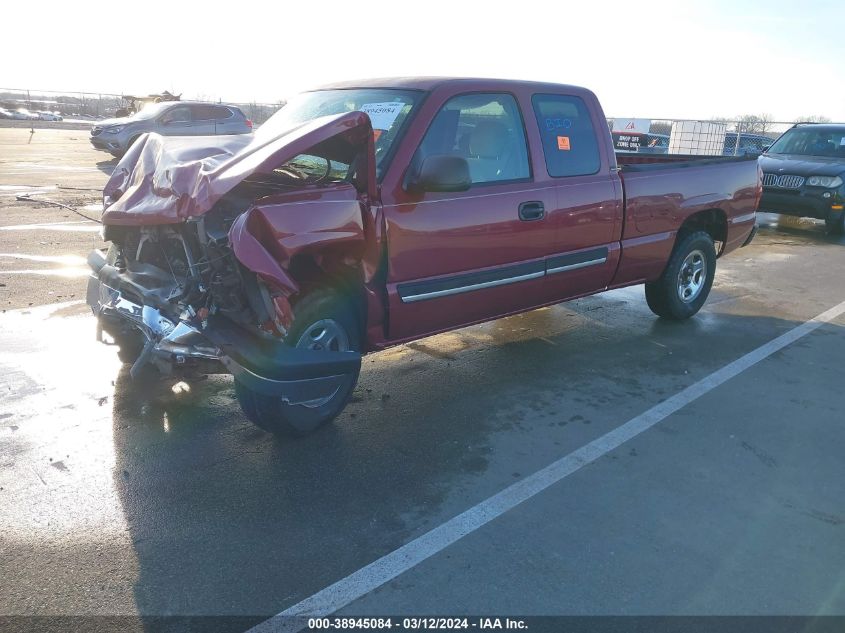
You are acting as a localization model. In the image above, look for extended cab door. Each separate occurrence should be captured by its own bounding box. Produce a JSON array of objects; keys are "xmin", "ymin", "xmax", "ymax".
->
[
  {"xmin": 381, "ymin": 91, "xmax": 558, "ymax": 342},
  {"xmin": 528, "ymin": 92, "xmax": 623, "ymax": 300}
]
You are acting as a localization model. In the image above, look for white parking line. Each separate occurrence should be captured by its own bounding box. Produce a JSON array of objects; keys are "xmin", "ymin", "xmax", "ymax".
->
[
  {"xmin": 249, "ymin": 298, "xmax": 845, "ymax": 633},
  {"xmin": 0, "ymin": 222, "xmax": 99, "ymax": 232}
]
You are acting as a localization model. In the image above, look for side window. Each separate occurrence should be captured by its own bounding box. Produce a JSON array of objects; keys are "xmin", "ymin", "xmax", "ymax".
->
[
  {"xmin": 532, "ymin": 94, "xmax": 600, "ymax": 177},
  {"xmin": 161, "ymin": 106, "xmax": 191, "ymax": 124},
  {"xmin": 414, "ymin": 93, "xmax": 530, "ymax": 185},
  {"xmin": 213, "ymin": 106, "xmax": 233, "ymax": 120},
  {"xmin": 191, "ymin": 105, "xmax": 220, "ymax": 121}
]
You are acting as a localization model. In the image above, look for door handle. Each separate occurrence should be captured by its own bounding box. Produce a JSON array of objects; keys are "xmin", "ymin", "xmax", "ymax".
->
[{"xmin": 518, "ymin": 201, "xmax": 545, "ymax": 221}]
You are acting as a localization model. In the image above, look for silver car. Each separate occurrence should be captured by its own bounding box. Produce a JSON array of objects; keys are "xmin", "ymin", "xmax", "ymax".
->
[{"xmin": 90, "ymin": 101, "xmax": 253, "ymax": 156}]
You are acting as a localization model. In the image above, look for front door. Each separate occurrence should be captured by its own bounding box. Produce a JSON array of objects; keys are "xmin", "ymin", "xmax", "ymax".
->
[{"xmin": 382, "ymin": 92, "xmax": 556, "ymax": 341}]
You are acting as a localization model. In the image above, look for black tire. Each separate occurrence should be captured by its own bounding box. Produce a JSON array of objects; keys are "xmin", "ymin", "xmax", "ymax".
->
[
  {"xmin": 113, "ymin": 135, "xmax": 141, "ymax": 158},
  {"xmin": 825, "ymin": 211, "xmax": 845, "ymax": 235},
  {"xmin": 234, "ymin": 290, "xmax": 362, "ymax": 436},
  {"xmin": 645, "ymin": 231, "xmax": 716, "ymax": 320}
]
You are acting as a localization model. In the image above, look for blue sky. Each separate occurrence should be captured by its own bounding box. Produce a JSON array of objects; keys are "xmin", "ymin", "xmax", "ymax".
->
[{"xmin": 4, "ymin": 0, "xmax": 844, "ymax": 121}]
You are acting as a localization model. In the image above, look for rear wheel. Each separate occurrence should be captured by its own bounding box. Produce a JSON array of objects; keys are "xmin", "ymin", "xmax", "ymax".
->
[
  {"xmin": 234, "ymin": 290, "xmax": 362, "ymax": 436},
  {"xmin": 645, "ymin": 231, "xmax": 716, "ymax": 320}
]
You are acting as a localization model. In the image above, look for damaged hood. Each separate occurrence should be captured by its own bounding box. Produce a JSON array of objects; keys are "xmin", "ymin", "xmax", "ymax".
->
[{"xmin": 101, "ymin": 111, "xmax": 375, "ymax": 225}]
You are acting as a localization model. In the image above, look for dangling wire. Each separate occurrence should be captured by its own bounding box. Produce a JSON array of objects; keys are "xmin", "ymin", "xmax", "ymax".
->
[{"xmin": 15, "ymin": 194, "xmax": 102, "ymax": 224}]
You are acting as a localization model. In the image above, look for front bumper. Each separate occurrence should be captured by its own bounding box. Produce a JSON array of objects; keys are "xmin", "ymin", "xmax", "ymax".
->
[
  {"xmin": 86, "ymin": 249, "xmax": 361, "ymax": 404},
  {"xmin": 759, "ymin": 189, "xmax": 843, "ymax": 221},
  {"xmin": 90, "ymin": 134, "xmax": 123, "ymax": 152}
]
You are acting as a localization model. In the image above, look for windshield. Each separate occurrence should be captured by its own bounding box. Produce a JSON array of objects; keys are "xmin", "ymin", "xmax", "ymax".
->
[
  {"xmin": 128, "ymin": 102, "xmax": 172, "ymax": 121},
  {"xmin": 768, "ymin": 127, "xmax": 845, "ymax": 157},
  {"xmin": 255, "ymin": 88, "xmax": 422, "ymax": 176}
]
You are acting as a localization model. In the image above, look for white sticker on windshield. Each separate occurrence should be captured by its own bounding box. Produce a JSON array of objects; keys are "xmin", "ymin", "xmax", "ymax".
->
[
  {"xmin": 840, "ymin": 136, "xmax": 845, "ymax": 146},
  {"xmin": 360, "ymin": 102, "xmax": 405, "ymax": 130}
]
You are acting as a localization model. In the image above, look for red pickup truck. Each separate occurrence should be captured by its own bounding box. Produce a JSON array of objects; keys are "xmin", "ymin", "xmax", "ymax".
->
[{"xmin": 87, "ymin": 78, "xmax": 760, "ymax": 435}]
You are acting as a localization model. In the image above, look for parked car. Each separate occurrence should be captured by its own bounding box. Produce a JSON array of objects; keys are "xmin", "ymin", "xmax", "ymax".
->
[
  {"xmin": 36, "ymin": 111, "xmax": 63, "ymax": 121},
  {"xmin": 758, "ymin": 123, "xmax": 845, "ymax": 233},
  {"xmin": 723, "ymin": 132, "xmax": 775, "ymax": 156},
  {"xmin": 0, "ymin": 107, "xmax": 14, "ymax": 119},
  {"xmin": 89, "ymin": 101, "xmax": 253, "ymax": 156},
  {"xmin": 12, "ymin": 108, "xmax": 39, "ymax": 120},
  {"xmin": 86, "ymin": 77, "xmax": 760, "ymax": 436}
]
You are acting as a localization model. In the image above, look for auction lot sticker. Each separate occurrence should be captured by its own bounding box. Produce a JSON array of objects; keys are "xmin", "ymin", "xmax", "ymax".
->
[{"xmin": 360, "ymin": 102, "xmax": 405, "ymax": 131}]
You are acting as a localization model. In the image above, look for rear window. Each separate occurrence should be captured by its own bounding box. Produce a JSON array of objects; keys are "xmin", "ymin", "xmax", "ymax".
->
[{"xmin": 531, "ymin": 94, "xmax": 601, "ymax": 177}]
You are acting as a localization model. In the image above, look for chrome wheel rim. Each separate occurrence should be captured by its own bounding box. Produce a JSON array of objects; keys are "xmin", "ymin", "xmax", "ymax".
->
[
  {"xmin": 294, "ymin": 319, "xmax": 350, "ymax": 408},
  {"xmin": 677, "ymin": 250, "xmax": 706, "ymax": 303},
  {"xmin": 295, "ymin": 319, "xmax": 350, "ymax": 353}
]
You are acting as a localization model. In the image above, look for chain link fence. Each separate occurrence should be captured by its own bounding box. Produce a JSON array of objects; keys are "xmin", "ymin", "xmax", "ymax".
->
[
  {"xmin": 606, "ymin": 118, "xmax": 809, "ymax": 156},
  {"xmin": 2, "ymin": 88, "xmax": 836, "ymax": 153},
  {"xmin": 0, "ymin": 88, "xmax": 283, "ymax": 124}
]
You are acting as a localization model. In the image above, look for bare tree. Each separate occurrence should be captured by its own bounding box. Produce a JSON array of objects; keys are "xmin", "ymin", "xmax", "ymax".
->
[
  {"xmin": 795, "ymin": 115, "xmax": 832, "ymax": 123},
  {"xmin": 735, "ymin": 114, "xmax": 773, "ymax": 134},
  {"xmin": 648, "ymin": 120, "xmax": 673, "ymax": 136}
]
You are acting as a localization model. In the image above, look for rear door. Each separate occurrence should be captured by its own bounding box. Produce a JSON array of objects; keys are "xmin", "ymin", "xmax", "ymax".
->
[
  {"xmin": 382, "ymin": 91, "xmax": 557, "ymax": 341},
  {"xmin": 186, "ymin": 105, "xmax": 219, "ymax": 135}
]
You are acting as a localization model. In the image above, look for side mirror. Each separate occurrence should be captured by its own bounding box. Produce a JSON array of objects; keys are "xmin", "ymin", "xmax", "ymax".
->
[
  {"xmin": 407, "ymin": 155, "xmax": 471, "ymax": 193},
  {"xmin": 762, "ymin": 144, "xmax": 771, "ymax": 153}
]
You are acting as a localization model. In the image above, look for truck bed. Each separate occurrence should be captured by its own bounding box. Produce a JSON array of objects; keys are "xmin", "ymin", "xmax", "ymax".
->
[
  {"xmin": 609, "ymin": 153, "xmax": 761, "ymax": 287},
  {"xmin": 616, "ymin": 152, "xmax": 759, "ymax": 170}
]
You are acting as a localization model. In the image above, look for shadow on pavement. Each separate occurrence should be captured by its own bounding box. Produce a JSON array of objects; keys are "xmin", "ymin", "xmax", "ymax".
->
[
  {"xmin": 96, "ymin": 159, "xmax": 118, "ymax": 176},
  {"xmin": 105, "ymin": 303, "xmax": 845, "ymax": 629}
]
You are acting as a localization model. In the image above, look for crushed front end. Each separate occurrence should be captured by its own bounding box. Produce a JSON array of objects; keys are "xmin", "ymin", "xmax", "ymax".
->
[{"xmin": 86, "ymin": 112, "xmax": 375, "ymax": 405}]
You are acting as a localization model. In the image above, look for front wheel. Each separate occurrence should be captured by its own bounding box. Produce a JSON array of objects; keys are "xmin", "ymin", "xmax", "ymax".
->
[
  {"xmin": 645, "ymin": 231, "xmax": 716, "ymax": 320},
  {"xmin": 234, "ymin": 289, "xmax": 362, "ymax": 436},
  {"xmin": 825, "ymin": 211, "xmax": 845, "ymax": 235}
]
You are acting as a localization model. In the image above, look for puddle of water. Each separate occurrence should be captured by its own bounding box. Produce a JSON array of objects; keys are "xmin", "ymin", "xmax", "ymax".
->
[
  {"xmin": 0, "ymin": 184, "xmax": 58, "ymax": 197},
  {"xmin": 3, "ymin": 267, "xmax": 90, "ymax": 278},
  {"xmin": 0, "ymin": 223, "xmax": 100, "ymax": 232},
  {"xmin": 0, "ymin": 253, "xmax": 87, "ymax": 265}
]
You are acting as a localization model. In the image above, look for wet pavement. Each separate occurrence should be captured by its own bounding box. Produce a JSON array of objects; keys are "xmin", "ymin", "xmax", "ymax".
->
[
  {"xmin": 0, "ymin": 127, "xmax": 108, "ymax": 310},
  {"xmin": 1, "ymin": 125, "xmax": 844, "ymax": 629}
]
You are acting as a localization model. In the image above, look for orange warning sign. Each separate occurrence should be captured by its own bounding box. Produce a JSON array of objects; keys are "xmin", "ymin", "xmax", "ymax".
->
[{"xmin": 557, "ymin": 136, "xmax": 571, "ymax": 150}]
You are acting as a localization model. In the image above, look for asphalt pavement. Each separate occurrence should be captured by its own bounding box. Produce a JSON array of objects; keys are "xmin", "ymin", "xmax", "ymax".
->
[{"xmin": 1, "ymin": 125, "xmax": 844, "ymax": 631}]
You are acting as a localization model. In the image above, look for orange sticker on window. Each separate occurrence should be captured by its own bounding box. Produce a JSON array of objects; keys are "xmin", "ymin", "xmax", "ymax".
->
[
  {"xmin": 557, "ymin": 136, "xmax": 571, "ymax": 150},
  {"xmin": 373, "ymin": 129, "xmax": 384, "ymax": 142}
]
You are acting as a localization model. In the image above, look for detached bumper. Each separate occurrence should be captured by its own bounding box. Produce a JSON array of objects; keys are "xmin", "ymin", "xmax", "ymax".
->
[{"xmin": 86, "ymin": 248, "xmax": 361, "ymax": 404}]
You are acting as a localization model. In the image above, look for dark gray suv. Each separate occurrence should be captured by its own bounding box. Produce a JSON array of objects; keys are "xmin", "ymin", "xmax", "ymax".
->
[
  {"xmin": 758, "ymin": 123, "xmax": 845, "ymax": 234},
  {"xmin": 90, "ymin": 101, "xmax": 253, "ymax": 156}
]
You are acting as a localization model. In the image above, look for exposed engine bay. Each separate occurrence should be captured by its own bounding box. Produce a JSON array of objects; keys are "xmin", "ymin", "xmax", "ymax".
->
[
  {"xmin": 87, "ymin": 111, "xmax": 373, "ymax": 405},
  {"xmin": 104, "ymin": 179, "xmax": 293, "ymax": 338}
]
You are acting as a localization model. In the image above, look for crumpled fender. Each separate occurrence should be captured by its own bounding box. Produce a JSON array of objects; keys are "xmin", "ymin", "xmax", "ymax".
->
[
  {"xmin": 228, "ymin": 184, "xmax": 367, "ymax": 295},
  {"xmin": 101, "ymin": 111, "xmax": 376, "ymax": 225}
]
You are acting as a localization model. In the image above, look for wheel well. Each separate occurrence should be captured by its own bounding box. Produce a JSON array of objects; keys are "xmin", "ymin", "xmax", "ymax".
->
[
  {"xmin": 288, "ymin": 255, "xmax": 367, "ymax": 332},
  {"xmin": 678, "ymin": 209, "xmax": 727, "ymax": 256}
]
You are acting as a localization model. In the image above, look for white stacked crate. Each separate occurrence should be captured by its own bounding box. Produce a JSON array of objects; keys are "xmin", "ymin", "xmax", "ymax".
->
[{"xmin": 668, "ymin": 121, "xmax": 728, "ymax": 155}]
